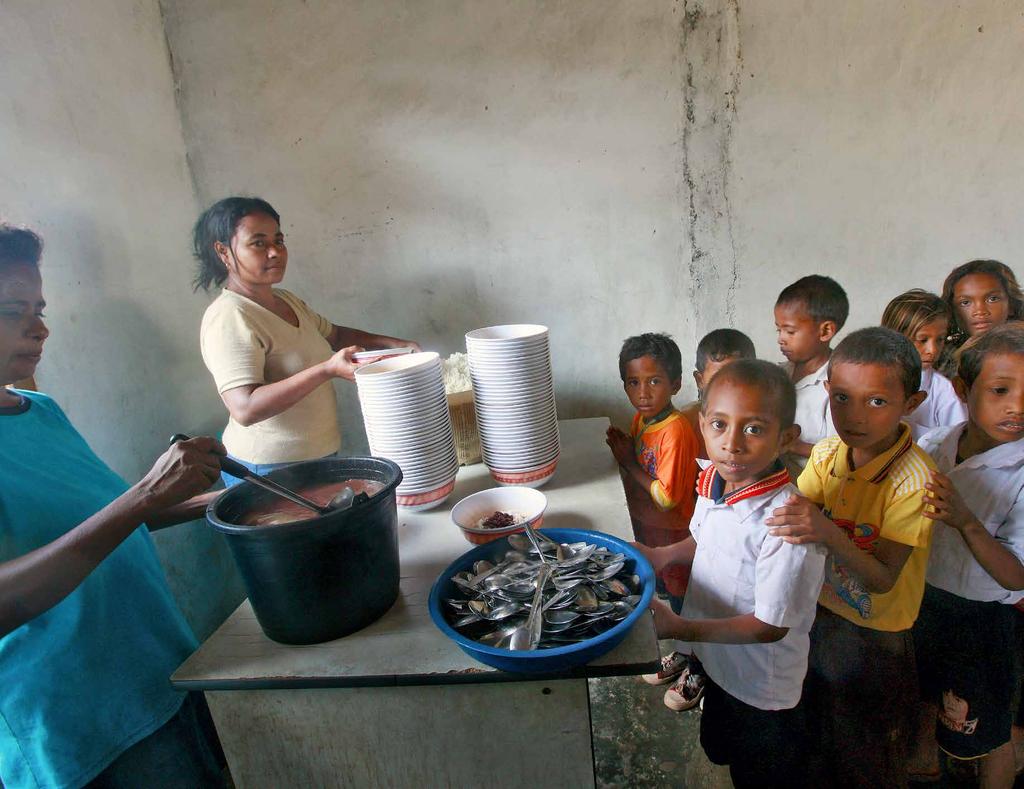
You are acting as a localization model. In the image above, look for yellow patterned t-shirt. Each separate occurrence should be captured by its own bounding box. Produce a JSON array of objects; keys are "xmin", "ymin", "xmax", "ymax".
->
[{"xmin": 797, "ymin": 424, "xmax": 936, "ymax": 632}]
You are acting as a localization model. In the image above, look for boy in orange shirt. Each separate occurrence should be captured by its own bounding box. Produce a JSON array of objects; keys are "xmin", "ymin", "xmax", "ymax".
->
[
  {"xmin": 607, "ymin": 333, "xmax": 700, "ymax": 552},
  {"xmin": 607, "ymin": 333, "xmax": 701, "ymax": 701}
]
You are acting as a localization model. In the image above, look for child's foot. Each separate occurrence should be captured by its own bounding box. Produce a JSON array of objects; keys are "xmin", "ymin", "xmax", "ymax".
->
[
  {"xmin": 641, "ymin": 651, "xmax": 688, "ymax": 685},
  {"xmin": 664, "ymin": 664, "xmax": 706, "ymax": 711}
]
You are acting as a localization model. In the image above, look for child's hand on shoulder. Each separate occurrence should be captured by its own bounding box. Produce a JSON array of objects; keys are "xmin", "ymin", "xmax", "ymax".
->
[
  {"xmin": 766, "ymin": 494, "xmax": 837, "ymax": 547},
  {"xmin": 924, "ymin": 471, "xmax": 979, "ymax": 533},
  {"xmin": 605, "ymin": 426, "xmax": 634, "ymax": 467}
]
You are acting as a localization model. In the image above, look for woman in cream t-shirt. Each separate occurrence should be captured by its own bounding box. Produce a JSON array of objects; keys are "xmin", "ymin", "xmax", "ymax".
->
[{"xmin": 194, "ymin": 196, "xmax": 418, "ymax": 484}]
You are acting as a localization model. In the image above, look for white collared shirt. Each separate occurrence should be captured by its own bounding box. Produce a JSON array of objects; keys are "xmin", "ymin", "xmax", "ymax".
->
[
  {"xmin": 919, "ymin": 423, "xmax": 1024, "ymax": 604},
  {"xmin": 906, "ymin": 369, "xmax": 968, "ymax": 441},
  {"xmin": 782, "ymin": 361, "xmax": 835, "ymax": 468},
  {"xmin": 682, "ymin": 479, "xmax": 827, "ymax": 710}
]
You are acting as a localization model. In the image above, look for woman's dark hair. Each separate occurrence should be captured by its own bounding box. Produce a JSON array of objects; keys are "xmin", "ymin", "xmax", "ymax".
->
[
  {"xmin": 941, "ymin": 259, "xmax": 1023, "ymax": 343},
  {"xmin": 192, "ymin": 197, "xmax": 280, "ymax": 291},
  {"xmin": 618, "ymin": 332, "xmax": 682, "ymax": 382},
  {"xmin": 0, "ymin": 223, "xmax": 43, "ymax": 270}
]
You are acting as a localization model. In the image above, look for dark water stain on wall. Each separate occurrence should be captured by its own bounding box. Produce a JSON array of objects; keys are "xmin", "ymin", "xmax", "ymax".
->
[{"xmin": 678, "ymin": 0, "xmax": 743, "ymax": 336}]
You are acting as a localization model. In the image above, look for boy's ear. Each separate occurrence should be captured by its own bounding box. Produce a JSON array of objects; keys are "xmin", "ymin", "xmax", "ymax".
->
[
  {"xmin": 824, "ymin": 379, "xmax": 831, "ymax": 394},
  {"xmin": 818, "ymin": 321, "xmax": 838, "ymax": 343},
  {"xmin": 904, "ymin": 390, "xmax": 928, "ymax": 416},
  {"xmin": 779, "ymin": 423, "xmax": 801, "ymax": 454},
  {"xmin": 671, "ymin": 377, "xmax": 682, "ymax": 396},
  {"xmin": 952, "ymin": 376, "xmax": 969, "ymax": 402},
  {"xmin": 693, "ymin": 370, "xmax": 704, "ymax": 393}
]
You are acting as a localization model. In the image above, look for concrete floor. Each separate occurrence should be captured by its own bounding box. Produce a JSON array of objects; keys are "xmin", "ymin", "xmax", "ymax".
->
[
  {"xmin": 589, "ymin": 642, "xmax": 1024, "ymax": 789},
  {"xmin": 589, "ymin": 651, "xmax": 731, "ymax": 789}
]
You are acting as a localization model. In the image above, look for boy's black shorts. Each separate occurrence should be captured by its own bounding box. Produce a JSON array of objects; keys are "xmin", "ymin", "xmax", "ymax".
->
[
  {"xmin": 914, "ymin": 583, "xmax": 1020, "ymax": 759},
  {"xmin": 699, "ymin": 666, "xmax": 808, "ymax": 789},
  {"xmin": 803, "ymin": 605, "xmax": 916, "ymax": 789}
]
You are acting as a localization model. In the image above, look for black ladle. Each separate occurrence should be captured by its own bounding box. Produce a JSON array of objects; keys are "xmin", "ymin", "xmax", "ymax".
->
[{"xmin": 169, "ymin": 434, "xmax": 354, "ymax": 516}]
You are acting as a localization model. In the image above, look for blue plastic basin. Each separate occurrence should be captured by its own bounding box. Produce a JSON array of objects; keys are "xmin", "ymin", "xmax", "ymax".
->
[{"xmin": 428, "ymin": 528, "xmax": 655, "ymax": 674}]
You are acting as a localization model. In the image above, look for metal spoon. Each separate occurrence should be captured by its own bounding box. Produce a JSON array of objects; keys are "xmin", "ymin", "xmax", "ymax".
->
[
  {"xmin": 509, "ymin": 563, "xmax": 552, "ymax": 651},
  {"xmin": 171, "ymin": 433, "xmax": 352, "ymax": 516}
]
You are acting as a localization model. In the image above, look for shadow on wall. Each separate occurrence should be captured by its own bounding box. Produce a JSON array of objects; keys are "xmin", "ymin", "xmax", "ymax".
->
[{"xmin": 48, "ymin": 283, "xmax": 245, "ymax": 641}]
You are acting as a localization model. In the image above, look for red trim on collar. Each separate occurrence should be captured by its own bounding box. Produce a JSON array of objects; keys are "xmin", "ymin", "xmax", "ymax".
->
[
  {"xmin": 697, "ymin": 465, "xmax": 791, "ymax": 506},
  {"xmin": 868, "ymin": 429, "xmax": 913, "ymax": 484}
]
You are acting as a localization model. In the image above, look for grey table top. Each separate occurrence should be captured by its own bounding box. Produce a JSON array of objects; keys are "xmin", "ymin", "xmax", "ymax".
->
[{"xmin": 172, "ymin": 417, "xmax": 660, "ymax": 690}]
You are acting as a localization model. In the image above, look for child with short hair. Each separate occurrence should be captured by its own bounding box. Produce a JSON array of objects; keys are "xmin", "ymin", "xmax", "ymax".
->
[
  {"xmin": 679, "ymin": 328, "xmax": 757, "ymax": 457},
  {"xmin": 909, "ymin": 322, "xmax": 1024, "ymax": 787},
  {"xmin": 882, "ymin": 289, "xmax": 967, "ymax": 439},
  {"xmin": 939, "ymin": 259, "xmax": 1023, "ymax": 374},
  {"xmin": 767, "ymin": 327, "xmax": 935, "ymax": 787},
  {"xmin": 606, "ymin": 332, "xmax": 700, "ymax": 572},
  {"xmin": 646, "ymin": 328, "xmax": 756, "ymax": 709},
  {"xmin": 640, "ymin": 360, "xmax": 827, "ymax": 788},
  {"xmin": 774, "ymin": 275, "xmax": 849, "ymax": 470}
]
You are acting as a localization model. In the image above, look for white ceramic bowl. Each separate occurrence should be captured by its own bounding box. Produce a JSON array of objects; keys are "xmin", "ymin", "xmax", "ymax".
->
[{"xmin": 450, "ymin": 486, "xmax": 547, "ymax": 544}]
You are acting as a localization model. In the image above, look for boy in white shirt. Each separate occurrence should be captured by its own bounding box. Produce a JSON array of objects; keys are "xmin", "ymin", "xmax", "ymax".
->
[
  {"xmin": 638, "ymin": 359, "xmax": 827, "ymax": 788},
  {"xmin": 774, "ymin": 275, "xmax": 848, "ymax": 473},
  {"xmin": 910, "ymin": 322, "xmax": 1024, "ymax": 786}
]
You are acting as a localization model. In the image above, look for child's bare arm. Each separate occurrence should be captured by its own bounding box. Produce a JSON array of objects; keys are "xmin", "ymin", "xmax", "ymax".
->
[
  {"xmin": 633, "ymin": 536, "xmax": 697, "ymax": 576},
  {"xmin": 766, "ymin": 494, "xmax": 912, "ymax": 593},
  {"xmin": 924, "ymin": 471, "xmax": 1024, "ymax": 591},
  {"xmin": 650, "ymin": 599, "xmax": 788, "ymax": 644},
  {"xmin": 606, "ymin": 426, "xmax": 665, "ymax": 494}
]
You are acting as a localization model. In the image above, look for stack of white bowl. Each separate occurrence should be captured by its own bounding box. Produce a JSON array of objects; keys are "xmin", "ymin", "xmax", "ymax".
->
[
  {"xmin": 465, "ymin": 324, "xmax": 560, "ymax": 488},
  {"xmin": 354, "ymin": 352, "xmax": 459, "ymax": 510}
]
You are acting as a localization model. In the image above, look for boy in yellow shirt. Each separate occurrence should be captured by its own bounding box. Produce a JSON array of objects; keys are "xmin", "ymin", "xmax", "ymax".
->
[{"xmin": 766, "ymin": 327, "xmax": 934, "ymax": 787}]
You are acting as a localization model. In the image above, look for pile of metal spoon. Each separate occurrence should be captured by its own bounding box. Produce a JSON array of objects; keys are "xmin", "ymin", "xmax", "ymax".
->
[{"xmin": 443, "ymin": 532, "xmax": 643, "ymax": 651}]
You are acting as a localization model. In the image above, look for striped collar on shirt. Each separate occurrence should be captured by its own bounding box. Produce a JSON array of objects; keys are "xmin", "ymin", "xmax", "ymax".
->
[
  {"xmin": 697, "ymin": 461, "xmax": 791, "ymax": 506},
  {"xmin": 831, "ymin": 422, "xmax": 914, "ymax": 484}
]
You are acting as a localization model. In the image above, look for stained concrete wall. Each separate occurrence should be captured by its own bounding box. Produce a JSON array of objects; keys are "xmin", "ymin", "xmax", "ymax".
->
[
  {"xmin": 0, "ymin": 0, "xmax": 244, "ymax": 639},
  {"xmin": 160, "ymin": 0, "xmax": 1024, "ymax": 438},
  {"xmin": 2, "ymin": 0, "xmax": 1022, "ymax": 638}
]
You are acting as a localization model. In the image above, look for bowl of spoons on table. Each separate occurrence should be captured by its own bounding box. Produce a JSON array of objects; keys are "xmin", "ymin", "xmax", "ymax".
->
[{"xmin": 428, "ymin": 527, "xmax": 655, "ymax": 673}]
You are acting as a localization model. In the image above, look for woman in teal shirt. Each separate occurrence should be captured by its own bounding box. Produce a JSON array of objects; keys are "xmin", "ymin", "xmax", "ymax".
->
[{"xmin": 0, "ymin": 224, "xmax": 227, "ymax": 788}]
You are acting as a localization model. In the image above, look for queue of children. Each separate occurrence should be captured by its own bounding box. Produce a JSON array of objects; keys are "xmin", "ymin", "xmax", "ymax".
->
[{"xmin": 607, "ymin": 258, "xmax": 1024, "ymax": 788}]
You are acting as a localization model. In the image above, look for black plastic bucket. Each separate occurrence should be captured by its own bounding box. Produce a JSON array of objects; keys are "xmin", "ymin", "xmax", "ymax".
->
[{"xmin": 207, "ymin": 456, "xmax": 403, "ymax": 645}]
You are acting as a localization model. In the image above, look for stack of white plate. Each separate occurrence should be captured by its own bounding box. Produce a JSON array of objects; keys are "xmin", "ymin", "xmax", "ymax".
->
[
  {"xmin": 465, "ymin": 324, "xmax": 560, "ymax": 488},
  {"xmin": 354, "ymin": 352, "xmax": 459, "ymax": 510}
]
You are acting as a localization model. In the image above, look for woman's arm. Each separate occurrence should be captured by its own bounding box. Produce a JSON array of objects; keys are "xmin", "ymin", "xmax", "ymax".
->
[
  {"xmin": 220, "ymin": 345, "xmax": 362, "ymax": 427},
  {"xmin": 145, "ymin": 491, "xmax": 221, "ymax": 531},
  {"xmin": 0, "ymin": 437, "xmax": 224, "ymax": 637},
  {"xmin": 327, "ymin": 325, "xmax": 421, "ymax": 354}
]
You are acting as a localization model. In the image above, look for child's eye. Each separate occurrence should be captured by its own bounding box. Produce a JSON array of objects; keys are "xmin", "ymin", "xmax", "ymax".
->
[
  {"xmin": 833, "ymin": 393, "xmax": 848, "ymax": 403},
  {"xmin": 991, "ymin": 386, "xmax": 1009, "ymax": 395},
  {"xmin": 710, "ymin": 419, "xmax": 725, "ymax": 430},
  {"xmin": 869, "ymin": 397, "xmax": 887, "ymax": 407},
  {"xmin": 743, "ymin": 425, "xmax": 762, "ymax": 435},
  {"xmin": 987, "ymin": 293, "xmax": 1004, "ymax": 303},
  {"xmin": 959, "ymin": 299, "xmax": 971, "ymax": 307}
]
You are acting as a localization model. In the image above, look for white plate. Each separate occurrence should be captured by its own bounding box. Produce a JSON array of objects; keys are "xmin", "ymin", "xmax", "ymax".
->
[{"xmin": 352, "ymin": 347, "xmax": 416, "ymax": 362}]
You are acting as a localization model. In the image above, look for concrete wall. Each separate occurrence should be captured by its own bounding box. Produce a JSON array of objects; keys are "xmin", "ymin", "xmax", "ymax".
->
[
  {"xmin": 2, "ymin": 0, "xmax": 1022, "ymax": 634},
  {"xmin": 161, "ymin": 0, "xmax": 1024, "ymax": 435},
  {"xmin": 0, "ymin": 0, "xmax": 244, "ymax": 639}
]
